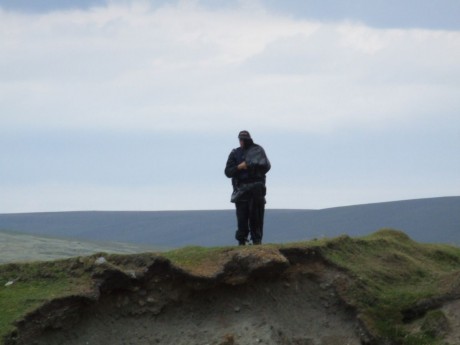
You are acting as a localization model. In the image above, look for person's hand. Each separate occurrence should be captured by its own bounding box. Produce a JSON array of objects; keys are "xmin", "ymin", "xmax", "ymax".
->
[{"xmin": 237, "ymin": 161, "xmax": 248, "ymax": 170}]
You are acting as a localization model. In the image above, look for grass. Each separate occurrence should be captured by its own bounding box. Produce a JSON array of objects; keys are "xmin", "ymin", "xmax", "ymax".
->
[
  {"xmin": 314, "ymin": 229, "xmax": 460, "ymax": 344},
  {"xmin": 1, "ymin": 229, "xmax": 460, "ymax": 344},
  {"xmin": 0, "ymin": 259, "xmax": 93, "ymax": 340},
  {"xmin": 0, "ymin": 280, "xmax": 71, "ymax": 337},
  {"xmin": 162, "ymin": 245, "xmax": 229, "ymax": 270},
  {"xmin": 162, "ymin": 244, "xmax": 279, "ymax": 276}
]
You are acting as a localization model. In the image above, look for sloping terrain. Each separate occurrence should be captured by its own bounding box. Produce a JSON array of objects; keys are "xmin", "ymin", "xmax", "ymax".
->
[
  {"xmin": 2, "ymin": 230, "xmax": 460, "ymax": 345},
  {"xmin": 0, "ymin": 230, "xmax": 165, "ymax": 264}
]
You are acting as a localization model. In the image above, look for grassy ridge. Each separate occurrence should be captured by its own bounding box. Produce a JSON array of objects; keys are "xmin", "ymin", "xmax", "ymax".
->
[
  {"xmin": 0, "ymin": 259, "xmax": 93, "ymax": 339},
  {"xmin": 319, "ymin": 230, "xmax": 460, "ymax": 344},
  {"xmin": 1, "ymin": 229, "xmax": 460, "ymax": 344}
]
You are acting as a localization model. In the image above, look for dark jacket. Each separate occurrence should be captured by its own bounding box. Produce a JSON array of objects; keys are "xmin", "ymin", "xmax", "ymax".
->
[{"xmin": 225, "ymin": 143, "xmax": 271, "ymax": 201}]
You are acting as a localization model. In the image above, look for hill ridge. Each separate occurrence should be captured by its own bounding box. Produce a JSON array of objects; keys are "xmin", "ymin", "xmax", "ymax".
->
[{"xmin": 0, "ymin": 196, "xmax": 459, "ymax": 247}]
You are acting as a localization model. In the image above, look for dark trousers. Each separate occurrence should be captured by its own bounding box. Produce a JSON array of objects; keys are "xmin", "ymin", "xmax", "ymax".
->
[{"xmin": 235, "ymin": 184, "xmax": 265, "ymax": 244}]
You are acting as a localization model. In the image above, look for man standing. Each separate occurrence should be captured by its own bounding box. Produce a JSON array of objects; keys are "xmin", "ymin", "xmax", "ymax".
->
[{"xmin": 225, "ymin": 130, "xmax": 271, "ymax": 245}]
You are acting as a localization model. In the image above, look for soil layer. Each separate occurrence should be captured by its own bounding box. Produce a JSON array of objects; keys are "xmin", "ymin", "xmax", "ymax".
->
[{"xmin": 6, "ymin": 248, "xmax": 366, "ymax": 345}]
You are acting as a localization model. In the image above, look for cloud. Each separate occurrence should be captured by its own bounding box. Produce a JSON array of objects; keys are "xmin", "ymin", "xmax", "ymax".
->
[{"xmin": 1, "ymin": 2, "xmax": 459, "ymax": 133}]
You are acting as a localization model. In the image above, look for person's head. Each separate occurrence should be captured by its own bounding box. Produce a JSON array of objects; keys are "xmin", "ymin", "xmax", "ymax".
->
[{"xmin": 238, "ymin": 130, "xmax": 253, "ymax": 149}]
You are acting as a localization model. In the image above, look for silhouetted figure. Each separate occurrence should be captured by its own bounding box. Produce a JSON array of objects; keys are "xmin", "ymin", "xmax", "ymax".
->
[{"xmin": 225, "ymin": 130, "xmax": 271, "ymax": 245}]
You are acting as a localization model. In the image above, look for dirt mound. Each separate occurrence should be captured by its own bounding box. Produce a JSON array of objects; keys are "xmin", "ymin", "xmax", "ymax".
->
[{"xmin": 6, "ymin": 248, "xmax": 369, "ymax": 345}]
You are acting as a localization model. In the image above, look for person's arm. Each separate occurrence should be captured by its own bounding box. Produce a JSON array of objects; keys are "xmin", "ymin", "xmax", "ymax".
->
[
  {"xmin": 224, "ymin": 150, "xmax": 239, "ymax": 178},
  {"xmin": 262, "ymin": 150, "xmax": 271, "ymax": 174}
]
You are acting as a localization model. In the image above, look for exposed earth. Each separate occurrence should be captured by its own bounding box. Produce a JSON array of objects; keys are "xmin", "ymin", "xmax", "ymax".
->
[
  {"xmin": 6, "ymin": 248, "xmax": 366, "ymax": 345},
  {"xmin": 4, "ymin": 234, "xmax": 460, "ymax": 345}
]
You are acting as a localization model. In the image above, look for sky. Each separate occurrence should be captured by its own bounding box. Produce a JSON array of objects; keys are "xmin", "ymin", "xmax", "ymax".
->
[{"xmin": 1, "ymin": 0, "xmax": 459, "ymax": 213}]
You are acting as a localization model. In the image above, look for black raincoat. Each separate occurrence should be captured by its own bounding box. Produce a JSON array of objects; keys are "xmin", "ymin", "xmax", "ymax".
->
[{"xmin": 224, "ymin": 143, "xmax": 271, "ymax": 244}]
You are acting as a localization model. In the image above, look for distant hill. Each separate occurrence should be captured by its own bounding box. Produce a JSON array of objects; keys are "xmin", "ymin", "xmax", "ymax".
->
[{"xmin": 0, "ymin": 196, "xmax": 459, "ymax": 247}]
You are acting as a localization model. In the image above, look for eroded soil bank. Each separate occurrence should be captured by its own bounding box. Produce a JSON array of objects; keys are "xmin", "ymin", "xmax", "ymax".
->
[
  {"xmin": 5, "ymin": 247, "xmax": 369, "ymax": 345},
  {"xmin": 6, "ymin": 230, "xmax": 460, "ymax": 345}
]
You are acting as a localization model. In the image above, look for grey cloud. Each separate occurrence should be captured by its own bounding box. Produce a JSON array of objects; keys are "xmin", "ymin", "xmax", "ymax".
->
[{"xmin": 1, "ymin": 3, "xmax": 459, "ymax": 134}]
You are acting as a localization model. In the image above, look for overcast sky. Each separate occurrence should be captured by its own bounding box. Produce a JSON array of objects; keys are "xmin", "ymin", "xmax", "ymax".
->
[{"xmin": 1, "ymin": 0, "xmax": 459, "ymax": 213}]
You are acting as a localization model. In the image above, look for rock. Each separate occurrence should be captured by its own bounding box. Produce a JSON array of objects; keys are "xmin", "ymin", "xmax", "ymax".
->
[
  {"xmin": 95, "ymin": 257, "xmax": 107, "ymax": 265},
  {"xmin": 421, "ymin": 310, "xmax": 450, "ymax": 338},
  {"xmin": 220, "ymin": 334, "xmax": 235, "ymax": 345},
  {"xmin": 5, "ymin": 281, "xmax": 14, "ymax": 287},
  {"xmin": 320, "ymin": 282, "xmax": 331, "ymax": 290},
  {"xmin": 222, "ymin": 248, "xmax": 290, "ymax": 284}
]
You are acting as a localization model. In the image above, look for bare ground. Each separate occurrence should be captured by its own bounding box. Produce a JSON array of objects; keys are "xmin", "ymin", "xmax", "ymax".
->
[
  {"xmin": 34, "ymin": 273, "xmax": 360, "ymax": 345},
  {"xmin": 442, "ymin": 300, "xmax": 460, "ymax": 344},
  {"xmin": 9, "ymin": 245, "xmax": 460, "ymax": 345},
  {"xmin": 5, "ymin": 247, "xmax": 369, "ymax": 345}
]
